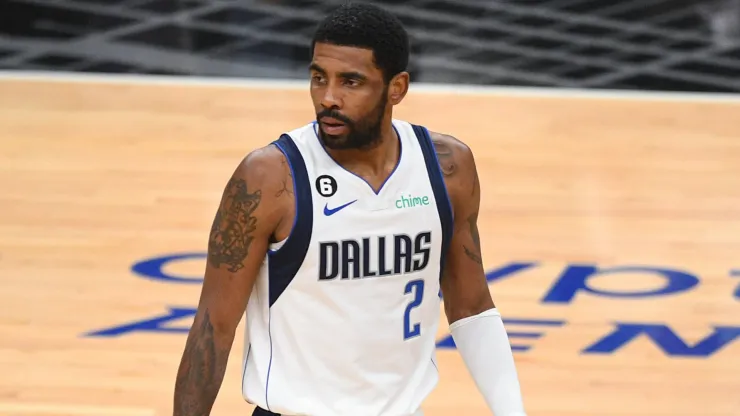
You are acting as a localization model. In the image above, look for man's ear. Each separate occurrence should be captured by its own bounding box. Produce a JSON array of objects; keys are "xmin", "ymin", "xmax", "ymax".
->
[{"xmin": 388, "ymin": 72, "xmax": 410, "ymax": 105}]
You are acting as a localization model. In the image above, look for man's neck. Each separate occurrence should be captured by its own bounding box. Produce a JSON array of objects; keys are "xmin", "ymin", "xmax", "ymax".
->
[{"xmin": 326, "ymin": 124, "xmax": 400, "ymax": 177}]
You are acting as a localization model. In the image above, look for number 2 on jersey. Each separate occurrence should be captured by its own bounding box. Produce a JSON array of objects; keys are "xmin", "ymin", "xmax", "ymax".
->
[{"xmin": 403, "ymin": 279, "xmax": 425, "ymax": 340}]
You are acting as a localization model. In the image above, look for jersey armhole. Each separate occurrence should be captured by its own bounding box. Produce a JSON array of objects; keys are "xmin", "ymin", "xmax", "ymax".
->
[
  {"xmin": 411, "ymin": 124, "xmax": 455, "ymax": 275},
  {"xmin": 267, "ymin": 134, "xmax": 313, "ymax": 307},
  {"xmin": 266, "ymin": 140, "xmax": 293, "ymax": 254}
]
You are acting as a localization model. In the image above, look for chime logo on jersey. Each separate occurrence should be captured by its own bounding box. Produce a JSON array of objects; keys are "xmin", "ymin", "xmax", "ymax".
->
[
  {"xmin": 319, "ymin": 231, "xmax": 432, "ymax": 280},
  {"xmin": 395, "ymin": 193, "xmax": 430, "ymax": 210}
]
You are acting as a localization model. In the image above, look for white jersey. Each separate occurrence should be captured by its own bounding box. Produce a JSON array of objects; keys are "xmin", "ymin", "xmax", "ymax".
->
[{"xmin": 241, "ymin": 119, "xmax": 454, "ymax": 416}]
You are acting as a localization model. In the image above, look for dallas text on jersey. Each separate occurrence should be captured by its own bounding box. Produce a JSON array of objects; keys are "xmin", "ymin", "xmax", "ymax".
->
[{"xmin": 319, "ymin": 231, "xmax": 433, "ymax": 280}]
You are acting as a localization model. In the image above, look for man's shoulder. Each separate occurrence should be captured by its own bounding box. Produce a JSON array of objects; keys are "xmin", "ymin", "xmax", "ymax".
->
[
  {"xmin": 425, "ymin": 130, "xmax": 478, "ymax": 216},
  {"xmin": 227, "ymin": 143, "xmax": 292, "ymax": 205},
  {"xmin": 428, "ymin": 131, "xmax": 471, "ymax": 151},
  {"xmin": 426, "ymin": 130, "xmax": 475, "ymax": 179},
  {"xmin": 238, "ymin": 144, "xmax": 285, "ymax": 176}
]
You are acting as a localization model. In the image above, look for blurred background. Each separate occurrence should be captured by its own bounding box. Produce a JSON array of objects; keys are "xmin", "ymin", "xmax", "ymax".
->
[{"xmin": 2, "ymin": 0, "xmax": 740, "ymax": 92}]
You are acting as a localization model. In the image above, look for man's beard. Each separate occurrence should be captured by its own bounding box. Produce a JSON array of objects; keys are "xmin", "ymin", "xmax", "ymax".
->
[{"xmin": 317, "ymin": 91, "xmax": 388, "ymax": 150}]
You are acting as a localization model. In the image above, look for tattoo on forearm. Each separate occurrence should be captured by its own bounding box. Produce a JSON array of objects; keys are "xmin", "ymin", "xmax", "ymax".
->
[
  {"xmin": 463, "ymin": 213, "xmax": 483, "ymax": 265},
  {"xmin": 463, "ymin": 246, "xmax": 482, "ymax": 265},
  {"xmin": 469, "ymin": 214, "xmax": 481, "ymax": 250},
  {"xmin": 432, "ymin": 139, "xmax": 456, "ymax": 177},
  {"xmin": 174, "ymin": 309, "xmax": 228, "ymax": 416},
  {"xmin": 208, "ymin": 178, "xmax": 261, "ymax": 273}
]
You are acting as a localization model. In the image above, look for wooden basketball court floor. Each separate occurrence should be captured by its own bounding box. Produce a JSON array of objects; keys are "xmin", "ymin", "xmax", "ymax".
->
[{"xmin": 1, "ymin": 73, "xmax": 739, "ymax": 416}]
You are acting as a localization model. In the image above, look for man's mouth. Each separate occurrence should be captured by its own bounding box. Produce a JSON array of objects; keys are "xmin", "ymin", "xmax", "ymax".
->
[
  {"xmin": 320, "ymin": 117, "xmax": 345, "ymax": 127},
  {"xmin": 319, "ymin": 116, "xmax": 349, "ymax": 135}
]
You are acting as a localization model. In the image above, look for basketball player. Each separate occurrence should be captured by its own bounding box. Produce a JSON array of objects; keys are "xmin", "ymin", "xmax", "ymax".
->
[{"xmin": 173, "ymin": 3, "xmax": 526, "ymax": 416}]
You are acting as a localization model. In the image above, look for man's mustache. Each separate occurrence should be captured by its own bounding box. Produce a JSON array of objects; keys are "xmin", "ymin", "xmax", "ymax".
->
[{"xmin": 317, "ymin": 109, "xmax": 354, "ymax": 126}]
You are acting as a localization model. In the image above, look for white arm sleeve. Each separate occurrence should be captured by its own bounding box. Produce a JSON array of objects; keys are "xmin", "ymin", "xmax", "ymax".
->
[{"xmin": 450, "ymin": 308, "xmax": 527, "ymax": 416}]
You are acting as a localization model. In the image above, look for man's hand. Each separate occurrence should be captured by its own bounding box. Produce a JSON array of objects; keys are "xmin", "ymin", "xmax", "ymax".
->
[{"xmin": 173, "ymin": 145, "xmax": 289, "ymax": 416}]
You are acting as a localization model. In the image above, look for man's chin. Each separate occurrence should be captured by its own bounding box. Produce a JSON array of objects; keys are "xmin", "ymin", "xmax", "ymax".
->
[{"xmin": 318, "ymin": 131, "xmax": 350, "ymax": 149}]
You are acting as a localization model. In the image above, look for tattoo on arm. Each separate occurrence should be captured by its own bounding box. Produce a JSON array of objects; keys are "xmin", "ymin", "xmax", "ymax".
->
[
  {"xmin": 208, "ymin": 178, "xmax": 261, "ymax": 273},
  {"xmin": 463, "ymin": 246, "xmax": 482, "ymax": 265},
  {"xmin": 433, "ymin": 133, "xmax": 482, "ymax": 265},
  {"xmin": 174, "ymin": 309, "xmax": 228, "ymax": 416},
  {"xmin": 275, "ymin": 155, "xmax": 294, "ymax": 198},
  {"xmin": 463, "ymin": 213, "xmax": 483, "ymax": 265},
  {"xmin": 432, "ymin": 138, "xmax": 456, "ymax": 177}
]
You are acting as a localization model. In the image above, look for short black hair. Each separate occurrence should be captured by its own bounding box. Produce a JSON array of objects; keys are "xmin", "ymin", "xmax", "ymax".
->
[{"xmin": 311, "ymin": 2, "xmax": 410, "ymax": 83}]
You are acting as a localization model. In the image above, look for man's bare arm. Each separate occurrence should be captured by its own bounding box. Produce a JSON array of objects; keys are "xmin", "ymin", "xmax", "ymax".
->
[
  {"xmin": 432, "ymin": 133, "xmax": 494, "ymax": 323},
  {"xmin": 433, "ymin": 132, "xmax": 527, "ymax": 416},
  {"xmin": 173, "ymin": 146, "xmax": 289, "ymax": 416}
]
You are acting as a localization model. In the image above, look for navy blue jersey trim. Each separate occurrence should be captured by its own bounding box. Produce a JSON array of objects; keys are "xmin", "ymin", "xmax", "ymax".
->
[
  {"xmin": 265, "ymin": 310, "xmax": 273, "ymax": 410},
  {"xmin": 411, "ymin": 125, "xmax": 454, "ymax": 276},
  {"xmin": 240, "ymin": 343, "xmax": 251, "ymax": 399},
  {"xmin": 268, "ymin": 134, "xmax": 313, "ymax": 307}
]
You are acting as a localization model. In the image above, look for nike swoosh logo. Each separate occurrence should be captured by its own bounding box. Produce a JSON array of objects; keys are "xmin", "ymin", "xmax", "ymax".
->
[{"xmin": 324, "ymin": 200, "xmax": 358, "ymax": 216}]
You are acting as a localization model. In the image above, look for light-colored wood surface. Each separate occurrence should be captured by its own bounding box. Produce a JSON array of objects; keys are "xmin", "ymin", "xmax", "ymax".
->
[{"xmin": 1, "ymin": 76, "xmax": 739, "ymax": 416}]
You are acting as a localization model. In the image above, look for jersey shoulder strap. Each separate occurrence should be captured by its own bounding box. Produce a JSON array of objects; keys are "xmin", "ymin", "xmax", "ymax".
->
[
  {"xmin": 268, "ymin": 134, "xmax": 313, "ymax": 307},
  {"xmin": 410, "ymin": 123, "xmax": 454, "ymax": 275}
]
